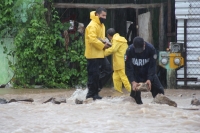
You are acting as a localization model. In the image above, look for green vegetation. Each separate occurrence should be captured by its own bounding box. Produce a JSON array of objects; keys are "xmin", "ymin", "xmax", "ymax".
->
[{"xmin": 0, "ymin": 0, "xmax": 87, "ymax": 88}]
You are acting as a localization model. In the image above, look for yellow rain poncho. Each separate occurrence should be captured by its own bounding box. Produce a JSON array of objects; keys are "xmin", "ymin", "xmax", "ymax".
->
[{"xmin": 104, "ymin": 33, "xmax": 131, "ymax": 93}]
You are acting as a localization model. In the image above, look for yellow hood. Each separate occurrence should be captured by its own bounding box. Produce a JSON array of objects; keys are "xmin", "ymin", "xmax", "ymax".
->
[
  {"xmin": 112, "ymin": 33, "xmax": 127, "ymax": 43},
  {"xmin": 90, "ymin": 11, "xmax": 101, "ymax": 25}
]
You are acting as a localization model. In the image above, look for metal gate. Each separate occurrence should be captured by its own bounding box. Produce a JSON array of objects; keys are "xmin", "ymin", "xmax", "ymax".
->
[{"xmin": 176, "ymin": 0, "xmax": 200, "ymax": 87}]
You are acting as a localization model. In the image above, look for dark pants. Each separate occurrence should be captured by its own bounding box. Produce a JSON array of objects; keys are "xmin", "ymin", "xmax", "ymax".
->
[
  {"xmin": 86, "ymin": 58, "xmax": 112, "ymax": 98},
  {"xmin": 130, "ymin": 74, "xmax": 164, "ymax": 104}
]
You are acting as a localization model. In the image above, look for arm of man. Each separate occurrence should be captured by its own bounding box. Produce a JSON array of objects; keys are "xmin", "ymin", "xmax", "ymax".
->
[
  {"xmin": 87, "ymin": 25, "xmax": 105, "ymax": 50},
  {"xmin": 125, "ymin": 46, "xmax": 138, "ymax": 90},
  {"xmin": 104, "ymin": 39, "xmax": 120, "ymax": 56}
]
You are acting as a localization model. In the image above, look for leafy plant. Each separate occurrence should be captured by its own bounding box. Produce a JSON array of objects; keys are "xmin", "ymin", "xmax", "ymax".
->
[
  {"xmin": 0, "ymin": 0, "xmax": 87, "ymax": 88},
  {"xmin": 0, "ymin": 0, "xmax": 15, "ymax": 38}
]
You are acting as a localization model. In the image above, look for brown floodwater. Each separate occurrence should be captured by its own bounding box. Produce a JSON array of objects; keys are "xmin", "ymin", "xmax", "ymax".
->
[{"xmin": 0, "ymin": 87, "xmax": 200, "ymax": 133}]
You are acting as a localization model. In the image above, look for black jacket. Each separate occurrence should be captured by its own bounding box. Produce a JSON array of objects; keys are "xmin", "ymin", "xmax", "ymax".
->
[{"xmin": 125, "ymin": 42, "xmax": 157, "ymax": 83}]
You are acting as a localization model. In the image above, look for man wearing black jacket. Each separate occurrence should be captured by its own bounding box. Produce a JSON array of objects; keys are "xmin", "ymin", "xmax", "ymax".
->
[{"xmin": 125, "ymin": 37, "xmax": 164, "ymax": 104}]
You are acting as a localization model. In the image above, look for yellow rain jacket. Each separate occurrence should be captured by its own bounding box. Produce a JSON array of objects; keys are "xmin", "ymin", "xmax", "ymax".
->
[
  {"xmin": 104, "ymin": 33, "xmax": 128, "ymax": 70},
  {"xmin": 104, "ymin": 33, "xmax": 131, "ymax": 93},
  {"xmin": 84, "ymin": 11, "xmax": 105, "ymax": 59}
]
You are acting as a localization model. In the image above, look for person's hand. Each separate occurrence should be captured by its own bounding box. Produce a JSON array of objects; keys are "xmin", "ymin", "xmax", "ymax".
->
[
  {"xmin": 131, "ymin": 81, "xmax": 139, "ymax": 91},
  {"xmin": 145, "ymin": 80, "xmax": 151, "ymax": 90},
  {"xmin": 103, "ymin": 43, "xmax": 110, "ymax": 50}
]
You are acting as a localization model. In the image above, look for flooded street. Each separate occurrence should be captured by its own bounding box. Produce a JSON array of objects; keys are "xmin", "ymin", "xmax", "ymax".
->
[{"xmin": 0, "ymin": 88, "xmax": 200, "ymax": 133}]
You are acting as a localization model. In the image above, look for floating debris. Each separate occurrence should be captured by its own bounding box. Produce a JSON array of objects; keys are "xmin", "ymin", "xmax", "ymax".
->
[
  {"xmin": 153, "ymin": 94, "xmax": 177, "ymax": 107},
  {"xmin": 191, "ymin": 98, "xmax": 200, "ymax": 106},
  {"xmin": 43, "ymin": 97, "xmax": 66, "ymax": 104},
  {"xmin": 0, "ymin": 98, "xmax": 7, "ymax": 104}
]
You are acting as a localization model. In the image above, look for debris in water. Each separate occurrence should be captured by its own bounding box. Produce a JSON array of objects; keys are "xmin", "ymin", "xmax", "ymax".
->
[
  {"xmin": 191, "ymin": 98, "xmax": 200, "ymax": 106},
  {"xmin": 8, "ymin": 98, "xmax": 34, "ymax": 103},
  {"xmin": 43, "ymin": 97, "xmax": 66, "ymax": 104},
  {"xmin": 153, "ymin": 94, "xmax": 177, "ymax": 107},
  {"xmin": 0, "ymin": 98, "xmax": 7, "ymax": 104}
]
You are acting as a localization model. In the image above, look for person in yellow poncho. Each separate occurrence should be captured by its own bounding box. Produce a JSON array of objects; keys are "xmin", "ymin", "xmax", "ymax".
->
[
  {"xmin": 104, "ymin": 28, "xmax": 131, "ymax": 93},
  {"xmin": 85, "ymin": 7, "xmax": 112, "ymax": 100}
]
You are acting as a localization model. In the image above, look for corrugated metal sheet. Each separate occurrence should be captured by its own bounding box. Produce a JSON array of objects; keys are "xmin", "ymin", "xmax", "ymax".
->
[
  {"xmin": 175, "ymin": 0, "xmax": 200, "ymax": 19},
  {"xmin": 175, "ymin": 0, "xmax": 200, "ymax": 86}
]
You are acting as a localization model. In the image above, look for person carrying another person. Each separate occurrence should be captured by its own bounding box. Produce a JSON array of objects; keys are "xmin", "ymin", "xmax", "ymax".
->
[
  {"xmin": 125, "ymin": 36, "xmax": 164, "ymax": 104},
  {"xmin": 104, "ymin": 28, "xmax": 131, "ymax": 93}
]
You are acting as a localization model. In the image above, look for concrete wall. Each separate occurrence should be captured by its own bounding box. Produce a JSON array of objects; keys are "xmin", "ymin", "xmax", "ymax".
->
[
  {"xmin": 0, "ymin": 38, "xmax": 14, "ymax": 85},
  {"xmin": 138, "ymin": 12, "xmax": 153, "ymax": 44}
]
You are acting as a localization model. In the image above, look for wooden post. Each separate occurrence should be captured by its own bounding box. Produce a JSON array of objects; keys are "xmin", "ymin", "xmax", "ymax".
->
[
  {"xmin": 136, "ymin": 9, "xmax": 139, "ymax": 36},
  {"xmin": 110, "ymin": 0, "xmax": 115, "ymax": 27},
  {"xmin": 159, "ymin": 3, "xmax": 164, "ymax": 51},
  {"xmin": 44, "ymin": 0, "xmax": 51, "ymax": 25},
  {"xmin": 166, "ymin": 0, "xmax": 176, "ymax": 89},
  {"xmin": 184, "ymin": 19, "xmax": 187, "ymax": 86},
  {"xmin": 53, "ymin": 3, "xmax": 164, "ymax": 9},
  {"xmin": 167, "ymin": 0, "xmax": 171, "ymax": 43},
  {"xmin": 166, "ymin": 69, "xmax": 176, "ymax": 89}
]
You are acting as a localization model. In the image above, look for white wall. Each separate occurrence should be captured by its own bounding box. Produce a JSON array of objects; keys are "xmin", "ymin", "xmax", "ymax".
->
[{"xmin": 138, "ymin": 12, "xmax": 152, "ymax": 44}]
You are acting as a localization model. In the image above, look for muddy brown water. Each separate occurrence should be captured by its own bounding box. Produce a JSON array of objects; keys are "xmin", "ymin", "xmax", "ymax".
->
[{"xmin": 0, "ymin": 87, "xmax": 200, "ymax": 133}]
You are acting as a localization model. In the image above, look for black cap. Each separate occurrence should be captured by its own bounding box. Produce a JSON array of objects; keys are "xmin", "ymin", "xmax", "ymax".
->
[{"xmin": 133, "ymin": 37, "xmax": 144, "ymax": 53}]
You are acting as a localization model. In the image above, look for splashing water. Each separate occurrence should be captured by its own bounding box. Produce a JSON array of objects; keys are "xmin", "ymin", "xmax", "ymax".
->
[{"xmin": 68, "ymin": 87, "xmax": 88, "ymax": 102}]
